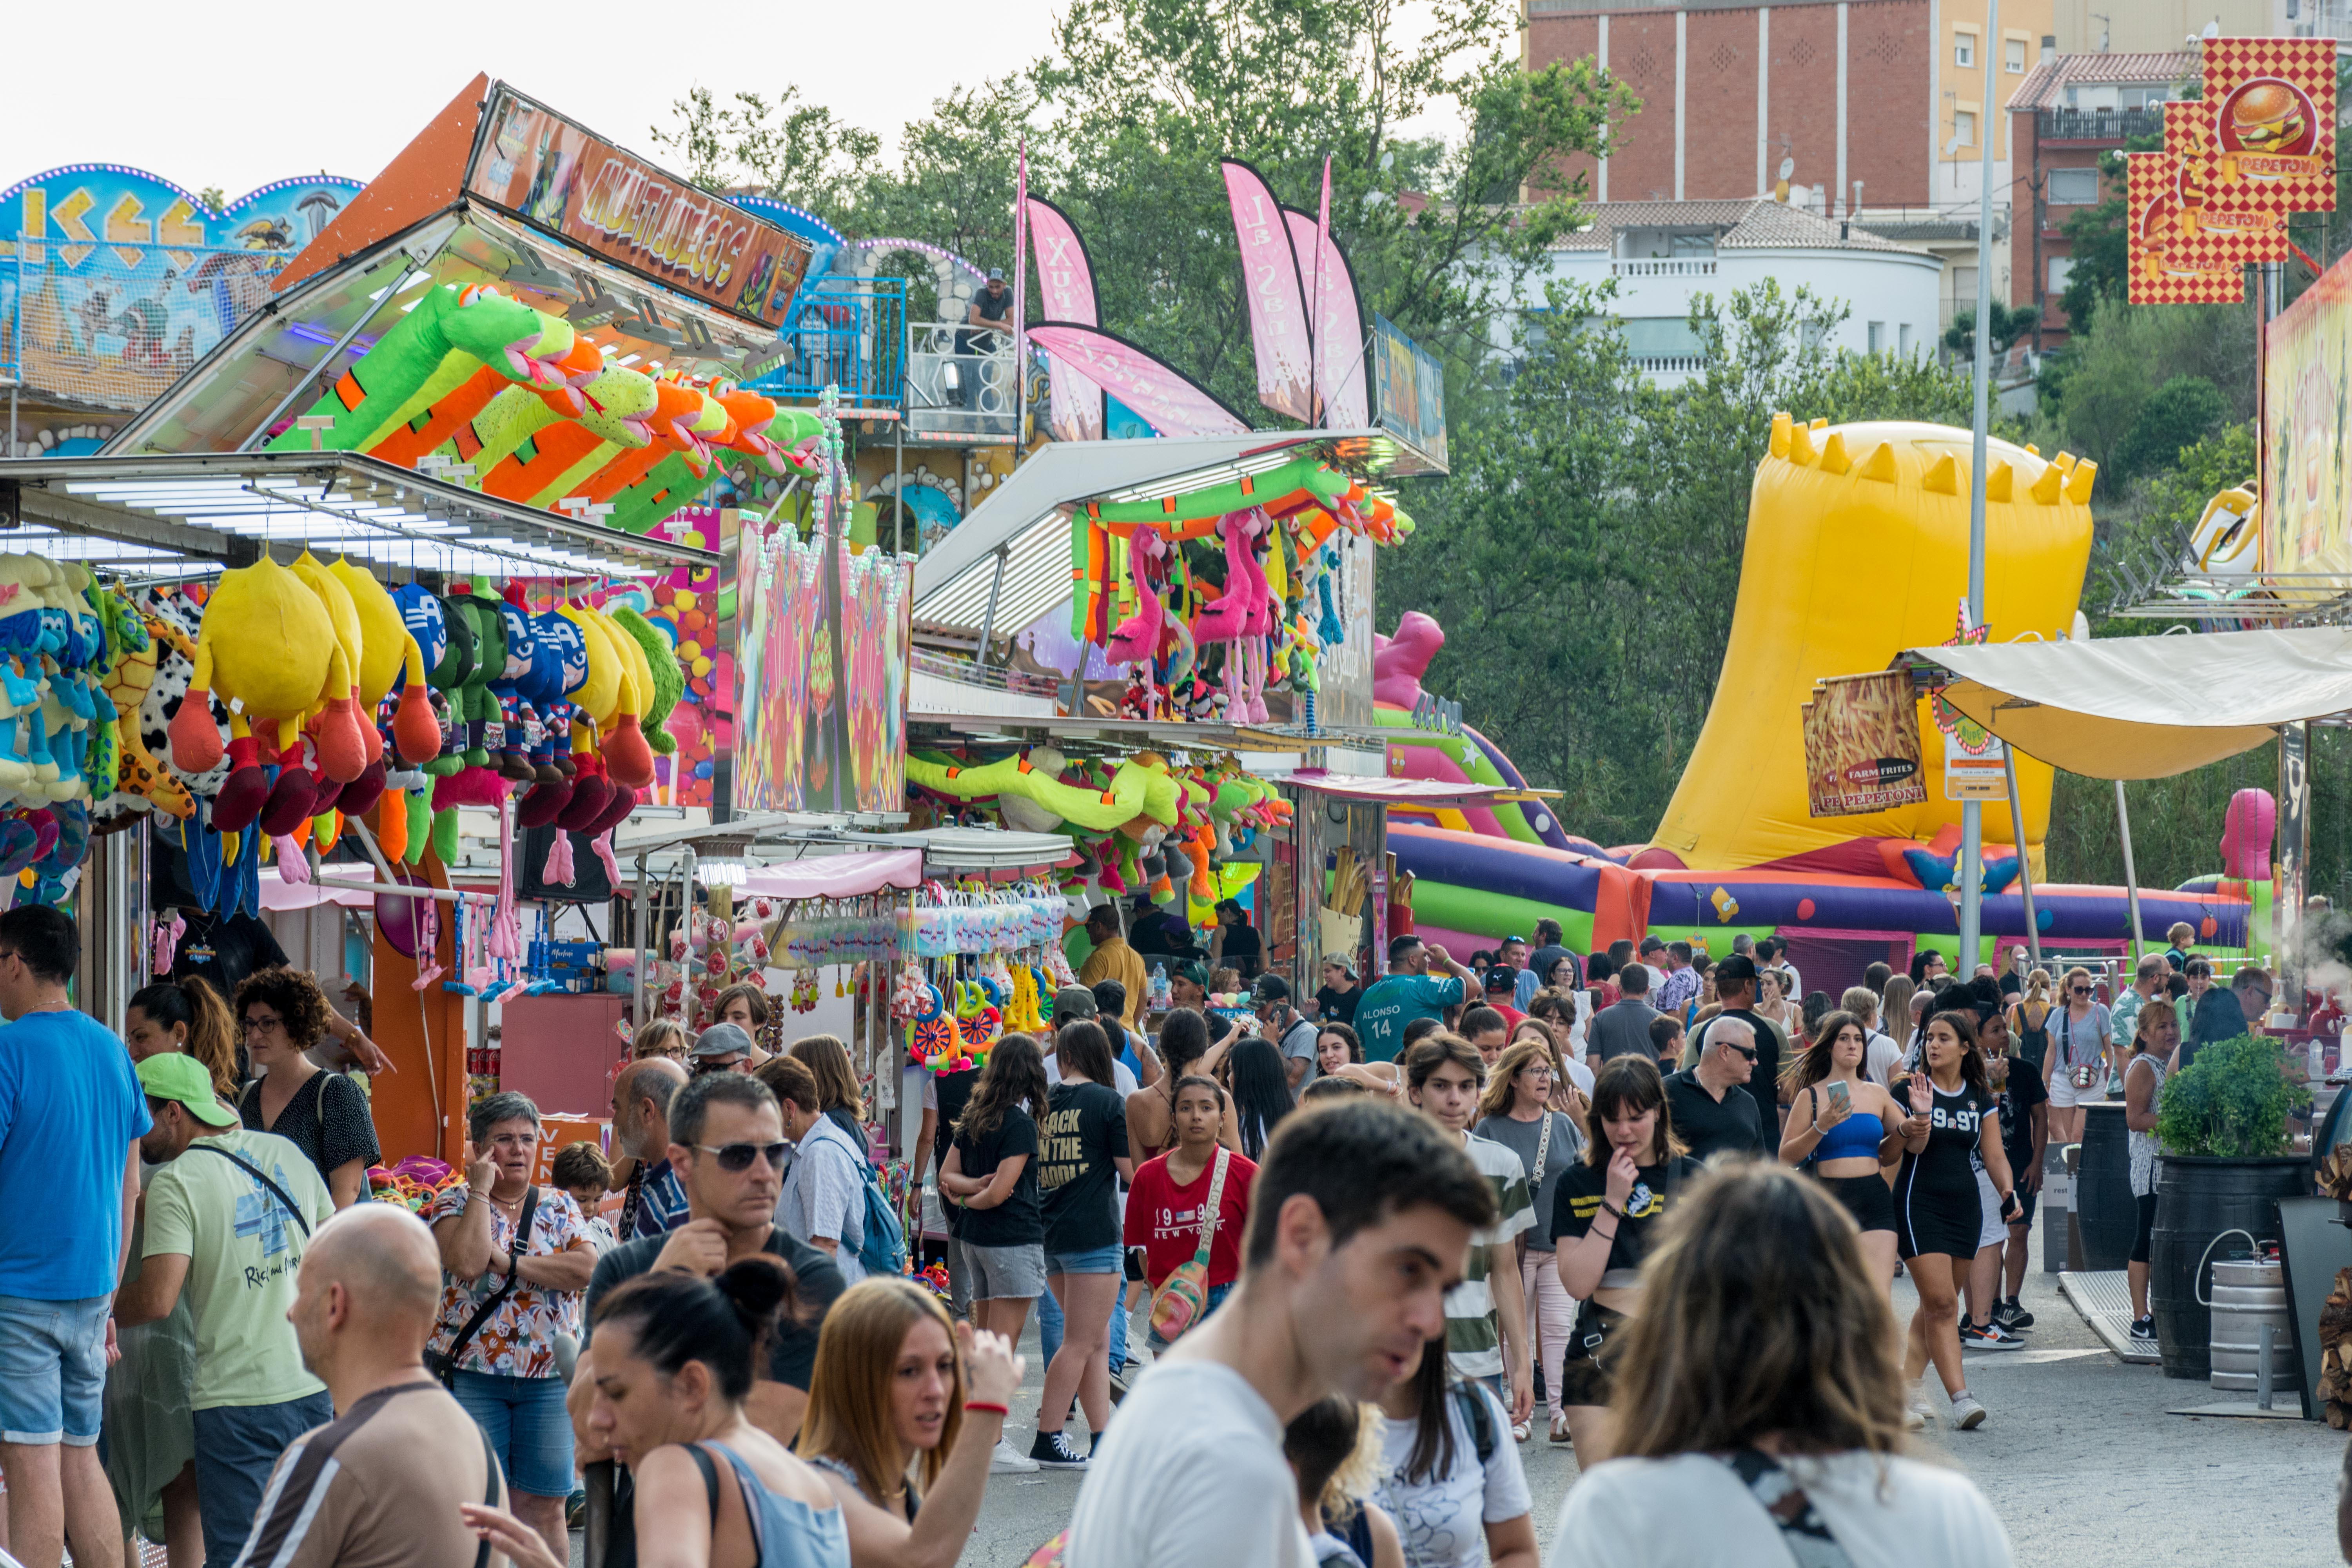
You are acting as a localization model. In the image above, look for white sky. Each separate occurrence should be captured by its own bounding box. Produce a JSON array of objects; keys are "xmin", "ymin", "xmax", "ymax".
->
[{"xmin": 8, "ymin": 2, "xmax": 1468, "ymax": 204}]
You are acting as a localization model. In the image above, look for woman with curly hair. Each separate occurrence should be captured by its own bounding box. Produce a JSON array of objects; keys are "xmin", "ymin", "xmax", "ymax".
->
[{"xmin": 234, "ymin": 966, "xmax": 379, "ymax": 1206}]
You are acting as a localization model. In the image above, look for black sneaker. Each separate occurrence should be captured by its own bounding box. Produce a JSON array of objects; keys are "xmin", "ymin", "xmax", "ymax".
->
[
  {"xmin": 2129, "ymin": 1315, "xmax": 2157, "ymax": 1345},
  {"xmin": 1031, "ymin": 1430, "xmax": 1089, "ymax": 1470},
  {"xmin": 1107, "ymin": 1363, "xmax": 1132, "ymax": 1403},
  {"xmin": 1961, "ymin": 1321, "xmax": 2024, "ymax": 1351},
  {"xmin": 1993, "ymin": 1299, "xmax": 2036, "ymax": 1331}
]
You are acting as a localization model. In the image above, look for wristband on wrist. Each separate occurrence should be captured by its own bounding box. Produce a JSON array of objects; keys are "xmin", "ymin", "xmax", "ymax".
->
[{"xmin": 964, "ymin": 1401, "xmax": 1010, "ymax": 1415}]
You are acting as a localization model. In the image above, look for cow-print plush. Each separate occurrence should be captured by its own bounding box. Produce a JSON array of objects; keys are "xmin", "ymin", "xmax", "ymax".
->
[{"xmin": 138, "ymin": 589, "xmax": 229, "ymax": 797}]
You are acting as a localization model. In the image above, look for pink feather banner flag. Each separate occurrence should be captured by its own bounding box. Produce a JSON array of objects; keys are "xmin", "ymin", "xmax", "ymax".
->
[
  {"xmin": 1285, "ymin": 207, "xmax": 1370, "ymax": 429},
  {"xmin": 1026, "ymin": 324, "xmax": 1251, "ymax": 438},
  {"xmin": 1220, "ymin": 160, "xmax": 1316, "ymax": 422},
  {"xmin": 1024, "ymin": 196, "xmax": 1106, "ymax": 441}
]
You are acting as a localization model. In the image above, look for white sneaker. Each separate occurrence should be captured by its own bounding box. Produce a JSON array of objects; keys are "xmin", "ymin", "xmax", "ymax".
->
[
  {"xmin": 1903, "ymin": 1405, "xmax": 1928, "ymax": 1432},
  {"xmin": 1949, "ymin": 1393, "xmax": 1988, "ymax": 1431},
  {"xmin": 990, "ymin": 1437, "xmax": 1040, "ymax": 1474}
]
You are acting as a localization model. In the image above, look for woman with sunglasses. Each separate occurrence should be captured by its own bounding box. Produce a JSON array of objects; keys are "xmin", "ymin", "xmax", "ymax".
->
[
  {"xmin": 1891, "ymin": 1011, "xmax": 2020, "ymax": 1432},
  {"xmin": 233, "ymin": 966, "xmax": 379, "ymax": 1208},
  {"xmin": 2042, "ymin": 966, "xmax": 2112, "ymax": 1145},
  {"xmin": 469, "ymin": 1258, "xmax": 849, "ymax": 1568},
  {"xmin": 426, "ymin": 1091, "xmax": 599, "ymax": 1562}
]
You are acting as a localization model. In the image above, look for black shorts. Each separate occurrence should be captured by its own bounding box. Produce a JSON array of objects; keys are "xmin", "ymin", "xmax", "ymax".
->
[
  {"xmin": 2130, "ymin": 1191, "xmax": 2158, "ymax": 1265},
  {"xmin": 2007, "ymin": 1181, "xmax": 2037, "ymax": 1229},
  {"xmin": 1827, "ymin": 1173, "xmax": 1897, "ymax": 1234},
  {"xmin": 1555, "ymin": 1299, "xmax": 1629, "ymax": 1408},
  {"xmin": 1894, "ymin": 1176, "xmax": 1985, "ymax": 1261}
]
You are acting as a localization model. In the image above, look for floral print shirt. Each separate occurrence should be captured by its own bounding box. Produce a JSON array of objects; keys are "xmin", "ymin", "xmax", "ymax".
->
[{"xmin": 423, "ymin": 1182, "xmax": 591, "ymax": 1380}]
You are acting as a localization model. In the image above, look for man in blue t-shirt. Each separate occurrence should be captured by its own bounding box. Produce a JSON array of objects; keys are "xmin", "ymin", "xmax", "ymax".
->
[
  {"xmin": 1353, "ymin": 934, "xmax": 1475, "ymax": 1063},
  {"xmin": 0, "ymin": 904, "xmax": 152, "ymax": 1568}
]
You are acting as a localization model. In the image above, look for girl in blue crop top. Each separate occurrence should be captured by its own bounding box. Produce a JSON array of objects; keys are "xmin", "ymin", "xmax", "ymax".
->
[{"xmin": 1777, "ymin": 1009, "xmax": 1907, "ymax": 1292}]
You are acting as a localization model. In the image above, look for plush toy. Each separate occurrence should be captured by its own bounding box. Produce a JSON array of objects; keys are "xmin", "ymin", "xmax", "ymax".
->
[
  {"xmin": 167, "ymin": 557, "xmax": 356, "ymax": 833},
  {"xmin": 367, "ymin": 307, "xmax": 603, "ymax": 469},
  {"xmin": 479, "ymin": 366, "xmax": 658, "ymax": 507},
  {"xmin": 266, "ymin": 284, "xmax": 567, "ymax": 455},
  {"xmin": 608, "ymin": 608, "xmax": 686, "ymax": 759},
  {"xmin": 325, "ymin": 557, "xmax": 438, "ymax": 767}
]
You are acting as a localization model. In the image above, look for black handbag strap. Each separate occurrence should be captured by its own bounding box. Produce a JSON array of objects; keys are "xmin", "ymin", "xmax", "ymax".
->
[
  {"xmin": 188, "ymin": 1142, "xmax": 314, "ymax": 1238},
  {"xmin": 446, "ymin": 1187, "xmax": 539, "ymax": 1373},
  {"xmin": 1716, "ymin": 1448, "xmax": 1858, "ymax": 1568}
]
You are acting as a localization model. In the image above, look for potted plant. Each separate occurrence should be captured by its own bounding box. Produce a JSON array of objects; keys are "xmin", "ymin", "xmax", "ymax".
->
[{"xmin": 2149, "ymin": 1034, "xmax": 2313, "ymax": 1379}]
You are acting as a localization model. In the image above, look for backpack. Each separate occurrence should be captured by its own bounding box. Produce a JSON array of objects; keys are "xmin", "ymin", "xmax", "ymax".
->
[
  {"xmin": 852, "ymin": 1140, "xmax": 908, "ymax": 1278},
  {"xmin": 1450, "ymin": 1383, "xmax": 1497, "ymax": 1468}
]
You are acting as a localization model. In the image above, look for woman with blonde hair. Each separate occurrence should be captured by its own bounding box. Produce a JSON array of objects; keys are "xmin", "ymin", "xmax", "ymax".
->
[
  {"xmin": 1878, "ymin": 975, "xmax": 1918, "ymax": 1084},
  {"xmin": 1754, "ymin": 968, "xmax": 1803, "ymax": 1046},
  {"xmin": 795, "ymin": 1276, "xmax": 1023, "ymax": 1561},
  {"xmin": 1548, "ymin": 1164, "xmax": 2013, "ymax": 1565},
  {"xmin": 2042, "ymin": 965, "xmax": 2112, "ymax": 1144},
  {"xmin": 632, "ymin": 1017, "xmax": 689, "ymax": 1062},
  {"xmin": 790, "ymin": 1033, "xmax": 866, "ymax": 1144},
  {"xmin": 126, "ymin": 974, "xmax": 239, "ymax": 1100},
  {"xmin": 1475, "ymin": 1037, "xmax": 1586, "ymax": 1446},
  {"xmin": 2006, "ymin": 969, "xmax": 2054, "ymax": 1074}
]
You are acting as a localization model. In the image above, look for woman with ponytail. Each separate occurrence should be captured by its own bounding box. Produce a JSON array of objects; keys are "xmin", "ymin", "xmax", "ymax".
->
[
  {"xmin": 126, "ymin": 974, "xmax": 238, "ymax": 1100},
  {"xmin": 469, "ymin": 1257, "xmax": 850, "ymax": 1568}
]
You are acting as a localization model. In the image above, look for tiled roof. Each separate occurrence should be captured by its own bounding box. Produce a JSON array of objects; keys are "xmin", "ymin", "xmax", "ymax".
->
[
  {"xmin": 2005, "ymin": 51, "xmax": 2196, "ymax": 112},
  {"xmin": 1551, "ymin": 198, "xmax": 1929, "ymax": 255}
]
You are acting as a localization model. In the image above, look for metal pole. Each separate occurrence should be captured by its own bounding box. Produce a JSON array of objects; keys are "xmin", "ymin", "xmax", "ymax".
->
[
  {"xmin": 2116, "ymin": 779, "xmax": 2146, "ymax": 964},
  {"xmin": 893, "ymin": 403, "xmax": 905, "ymax": 557},
  {"xmin": 2280, "ymin": 720, "xmax": 2311, "ymax": 1018},
  {"xmin": 975, "ymin": 542, "xmax": 1009, "ymax": 668},
  {"xmin": 241, "ymin": 264, "xmax": 419, "ymax": 452},
  {"xmin": 633, "ymin": 851, "xmax": 652, "ymax": 1022},
  {"xmin": 2003, "ymin": 748, "xmax": 2042, "ymax": 973},
  {"xmin": 1957, "ymin": 0, "xmax": 2000, "ymax": 980}
]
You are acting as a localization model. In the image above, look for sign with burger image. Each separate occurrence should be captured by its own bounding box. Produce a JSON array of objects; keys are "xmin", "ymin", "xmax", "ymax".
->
[
  {"xmin": 2160, "ymin": 101, "xmax": 2288, "ymax": 267},
  {"xmin": 2125, "ymin": 151, "xmax": 2245, "ymax": 305},
  {"xmin": 2200, "ymin": 36, "xmax": 2337, "ymax": 212}
]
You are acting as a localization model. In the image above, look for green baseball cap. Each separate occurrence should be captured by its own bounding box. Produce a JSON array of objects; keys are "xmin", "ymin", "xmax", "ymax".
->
[{"xmin": 136, "ymin": 1053, "xmax": 238, "ymax": 1128}]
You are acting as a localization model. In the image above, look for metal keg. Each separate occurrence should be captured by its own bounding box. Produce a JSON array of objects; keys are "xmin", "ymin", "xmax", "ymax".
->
[{"xmin": 2209, "ymin": 1258, "xmax": 2299, "ymax": 1393}]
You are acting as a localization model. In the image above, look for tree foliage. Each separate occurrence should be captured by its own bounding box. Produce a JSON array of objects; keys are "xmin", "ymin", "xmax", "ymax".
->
[{"xmin": 648, "ymin": 86, "xmax": 881, "ymax": 223}]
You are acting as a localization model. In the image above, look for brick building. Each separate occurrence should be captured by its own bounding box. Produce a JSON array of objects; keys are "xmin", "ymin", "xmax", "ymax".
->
[
  {"xmin": 1525, "ymin": 0, "xmax": 2054, "ymax": 329},
  {"xmin": 2002, "ymin": 50, "xmax": 2195, "ymax": 346}
]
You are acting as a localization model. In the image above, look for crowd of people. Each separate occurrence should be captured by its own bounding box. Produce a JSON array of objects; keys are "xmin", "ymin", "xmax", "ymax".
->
[{"xmin": 15, "ymin": 889, "xmax": 2279, "ymax": 1568}]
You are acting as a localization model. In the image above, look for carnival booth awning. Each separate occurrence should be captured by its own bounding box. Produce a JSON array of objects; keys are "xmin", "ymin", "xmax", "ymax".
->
[
  {"xmin": 1902, "ymin": 628, "xmax": 2352, "ymax": 779},
  {"xmin": 911, "ymin": 430, "xmax": 1390, "ymax": 642}
]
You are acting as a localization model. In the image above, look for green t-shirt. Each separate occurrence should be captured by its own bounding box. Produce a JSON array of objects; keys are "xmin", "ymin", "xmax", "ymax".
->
[
  {"xmin": 144, "ymin": 1129, "xmax": 334, "ymax": 1410},
  {"xmin": 1353, "ymin": 972, "xmax": 1466, "ymax": 1063}
]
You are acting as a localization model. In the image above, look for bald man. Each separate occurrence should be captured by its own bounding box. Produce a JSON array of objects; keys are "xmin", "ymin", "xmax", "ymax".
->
[
  {"xmin": 612, "ymin": 1056, "xmax": 690, "ymax": 1241},
  {"xmin": 233, "ymin": 1205, "xmax": 507, "ymax": 1568}
]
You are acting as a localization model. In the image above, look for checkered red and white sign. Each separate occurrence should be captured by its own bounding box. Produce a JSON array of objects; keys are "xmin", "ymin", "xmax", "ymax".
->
[
  {"xmin": 2197, "ymin": 36, "xmax": 2337, "ymax": 215},
  {"xmin": 2126, "ymin": 151, "xmax": 2247, "ymax": 305}
]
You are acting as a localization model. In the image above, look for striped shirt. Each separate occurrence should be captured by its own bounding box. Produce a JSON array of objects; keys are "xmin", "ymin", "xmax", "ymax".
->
[
  {"xmin": 1445, "ymin": 1132, "xmax": 1534, "ymax": 1381},
  {"xmin": 232, "ymin": 1381, "xmax": 503, "ymax": 1568},
  {"xmin": 625, "ymin": 1158, "xmax": 690, "ymax": 1241}
]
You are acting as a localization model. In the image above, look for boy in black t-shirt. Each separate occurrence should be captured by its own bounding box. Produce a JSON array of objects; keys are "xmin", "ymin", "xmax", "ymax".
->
[{"xmin": 1983, "ymin": 1011, "xmax": 2048, "ymax": 1332}]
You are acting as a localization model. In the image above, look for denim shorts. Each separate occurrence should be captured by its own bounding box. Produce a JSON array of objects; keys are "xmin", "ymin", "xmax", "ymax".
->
[
  {"xmin": 965, "ymin": 1242, "xmax": 1047, "ymax": 1301},
  {"xmin": 193, "ymin": 1393, "xmax": 335, "ymax": 1568},
  {"xmin": 0, "ymin": 1293, "xmax": 111, "ymax": 1445},
  {"xmin": 1043, "ymin": 1242, "xmax": 1123, "ymax": 1277},
  {"xmin": 451, "ymin": 1370, "xmax": 575, "ymax": 1499}
]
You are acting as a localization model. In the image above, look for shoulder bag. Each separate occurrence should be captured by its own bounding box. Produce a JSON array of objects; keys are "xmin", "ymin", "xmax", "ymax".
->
[
  {"xmin": 1715, "ymin": 1447, "xmax": 1858, "ymax": 1567},
  {"xmin": 1513, "ymin": 1111, "xmax": 1554, "ymax": 1269},
  {"xmin": 423, "ymin": 1186, "xmax": 539, "ymax": 1387},
  {"xmin": 1149, "ymin": 1147, "xmax": 1232, "ymax": 1341},
  {"xmin": 187, "ymin": 1143, "xmax": 316, "ymax": 1240}
]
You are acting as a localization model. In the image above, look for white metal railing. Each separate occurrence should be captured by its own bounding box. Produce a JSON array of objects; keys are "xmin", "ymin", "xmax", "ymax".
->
[
  {"xmin": 905, "ymin": 322, "xmax": 1019, "ymax": 441},
  {"xmin": 1612, "ymin": 259, "xmax": 1717, "ymax": 277},
  {"xmin": 1631, "ymin": 355, "xmax": 1706, "ymax": 375}
]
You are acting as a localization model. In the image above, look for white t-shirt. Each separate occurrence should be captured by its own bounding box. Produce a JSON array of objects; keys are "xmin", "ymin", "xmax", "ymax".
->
[
  {"xmin": 1375, "ymin": 1383, "xmax": 1532, "ymax": 1568},
  {"xmin": 1864, "ymin": 1031, "xmax": 1903, "ymax": 1087},
  {"xmin": 1047, "ymin": 1054, "xmax": 1141, "ymax": 1097},
  {"xmin": 1065, "ymin": 1359, "xmax": 1315, "ymax": 1568},
  {"xmin": 1547, "ymin": 1451, "xmax": 2013, "ymax": 1568},
  {"xmin": 1562, "ymin": 1056, "xmax": 1595, "ymax": 1096}
]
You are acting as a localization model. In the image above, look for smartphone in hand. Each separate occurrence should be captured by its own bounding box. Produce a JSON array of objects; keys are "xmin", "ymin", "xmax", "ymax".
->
[{"xmin": 1826, "ymin": 1080, "xmax": 1851, "ymax": 1115}]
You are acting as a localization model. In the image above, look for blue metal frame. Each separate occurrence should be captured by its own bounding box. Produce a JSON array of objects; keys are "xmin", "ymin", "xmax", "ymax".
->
[{"xmin": 746, "ymin": 275, "xmax": 905, "ymax": 410}]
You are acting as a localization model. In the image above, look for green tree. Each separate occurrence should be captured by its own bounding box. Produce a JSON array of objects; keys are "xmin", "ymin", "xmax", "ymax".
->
[
  {"xmin": 2054, "ymin": 134, "xmax": 2160, "ymax": 324},
  {"xmin": 1941, "ymin": 301, "xmax": 2035, "ymax": 361},
  {"xmin": 2109, "ymin": 374, "xmax": 2228, "ymax": 483},
  {"xmin": 649, "ymin": 85, "xmax": 882, "ymax": 225}
]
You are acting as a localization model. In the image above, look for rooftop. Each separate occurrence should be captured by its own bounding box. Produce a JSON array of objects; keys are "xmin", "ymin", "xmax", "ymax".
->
[
  {"xmin": 1551, "ymin": 198, "xmax": 1929, "ymax": 255},
  {"xmin": 2006, "ymin": 51, "xmax": 2196, "ymax": 113}
]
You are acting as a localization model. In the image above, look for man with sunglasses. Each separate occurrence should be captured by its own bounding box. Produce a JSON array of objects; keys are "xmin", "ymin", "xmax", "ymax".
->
[
  {"xmin": 574, "ymin": 1073, "xmax": 844, "ymax": 1474},
  {"xmin": 686, "ymin": 1021, "xmax": 755, "ymax": 1075},
  {"xmin": 1663, "ymin": 1016, "xmax": 1765, "ymax": 1162},
  {"xmin": 1683, "ymin": 953, "xmax": 1784, "ymax": 1133}
]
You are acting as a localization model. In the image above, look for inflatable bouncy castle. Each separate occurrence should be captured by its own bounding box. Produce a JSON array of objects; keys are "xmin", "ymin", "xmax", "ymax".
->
[{"xmin": 1384, "ymin": 415, "xmax": 2263, "ymax": 991}]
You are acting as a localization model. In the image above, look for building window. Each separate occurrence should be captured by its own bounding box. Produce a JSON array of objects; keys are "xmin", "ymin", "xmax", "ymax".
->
[
  {"xmin": 1954, "ymin": 265, "xmax": 1980, "ymax": 303},
  {"xmin": 2006, "ymin": 36, "xmax": 2027, "ymax": 71},
  {"xmin": 1955, "ymin": 109, "xmax": 1977, "ymax": 146},
  {"xmin": 2048, "ymin": 167, "xmax": 2101, "ymax": 205},
  {"xmin": 1868, "ymin": 321, "xmax": 1887, "ymax": 353},
  {"xmin": 2047, "ymin": 257, "xmax": 2074, "ymax": 294},
  {"xmin": 1955, "ymin": 31, "xmax": 1975, "ymax": 67},
  {"xmin": 1899, "ymin": 323, "xmax": 1914, "ymax": 356}
]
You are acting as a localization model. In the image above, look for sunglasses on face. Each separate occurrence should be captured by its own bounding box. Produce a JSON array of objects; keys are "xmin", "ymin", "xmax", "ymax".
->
[
  {"xmin": 2070, "ymin": 987, "xmax": 2091, "ymax": 996},
  {"xmin": 692, "ymin": 1056, "xmax": 744, "ymax": 1075},
  {"xmin": 1720, "ymin": 1042, "xmax": 1759, "ymax": 1061},
  {"xmin": 695, "ymin": 1142, "xmax": 789, "ymax": 1172}
]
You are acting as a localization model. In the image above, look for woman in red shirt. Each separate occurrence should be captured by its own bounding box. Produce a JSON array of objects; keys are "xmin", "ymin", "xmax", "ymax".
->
[{"xmin": 1122, "ymin": 1075, "xmax": 1255, "ymax": 1352}]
